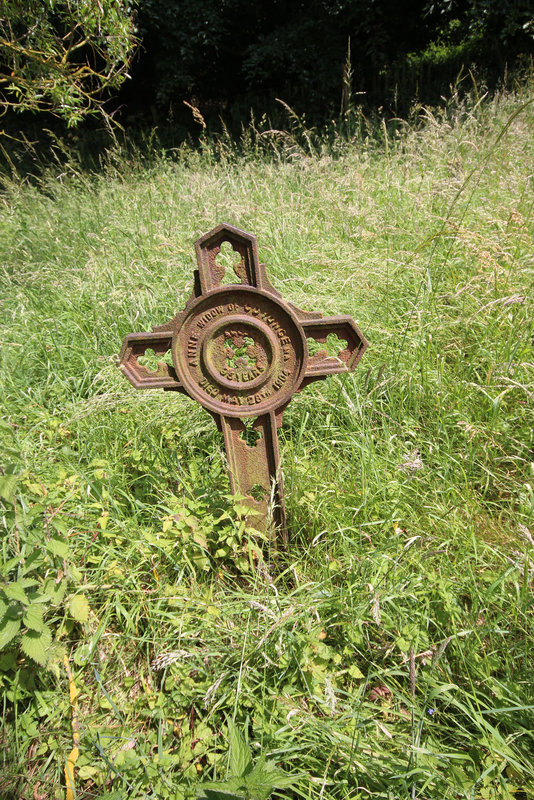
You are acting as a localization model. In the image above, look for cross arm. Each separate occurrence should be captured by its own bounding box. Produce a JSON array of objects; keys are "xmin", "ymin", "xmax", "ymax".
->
[
  {"xmin": 119, "ymin": 330, "xmax": 183, "ymax": 390},
  {"xmin": 194, "ymin": 223, "xmax": 274, "ymax": 294},
  {"xmin": 300, "ymin": 316, "xmax": 368, "ymax": 384}
]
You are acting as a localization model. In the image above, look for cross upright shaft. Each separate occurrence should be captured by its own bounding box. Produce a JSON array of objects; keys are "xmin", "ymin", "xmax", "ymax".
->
[{"xmin": 119, "ymin": 224, "xmax": 368, "ymax": 542}]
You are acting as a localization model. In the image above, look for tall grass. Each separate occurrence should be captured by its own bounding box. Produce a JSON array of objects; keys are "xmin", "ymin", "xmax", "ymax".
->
[{"xmin": 0, "ymin": 83, "xmax": 533, "ymax": 799}]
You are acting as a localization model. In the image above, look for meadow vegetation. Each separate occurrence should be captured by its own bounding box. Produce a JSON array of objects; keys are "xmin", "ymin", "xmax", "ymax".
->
[{"xmin": 0, "ymin": 82, "xmax": 533, "ymax": 799}]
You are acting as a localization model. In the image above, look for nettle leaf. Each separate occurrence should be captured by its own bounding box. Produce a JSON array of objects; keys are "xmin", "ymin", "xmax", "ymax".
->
[
  {"xmin": 0, "ymin": 650, "xmax": 17, "ymax": 671},
  {"xmin": 0, "ymin": 555, "xmax": 22, "ymax": 577},
  {"xmin": 21, "ymin": 625, "xmax": 52, "ymax": 666},
  {"xmin": 0, "ymin": 617, "xmax": 21, "ymax": 650},
  {"xmin": 244, "ymin": 764, "xmax": 277, "ymax": 799},
  {"xmin": 69, "ymin": 594, "xmax": 90, "ymax": 623},
  {"xmin": 197, "ymin": 780, "xmax": 246, "ymax": 799},
  {"xmin": 46, "ymin": 537, "xmax": 69, "ymax": 559},
  {"xmin": 42, "ymin": 577, "xmax": 67, "ymax": 604},
  {"xmin": 21, "ymin": 549, "xmax": 46, "ymax": 575},
  {"xmin": 51, "ymin": 518, "xmax": 70, "ymax": 536},
  {"xmin": 0, "ymin": 467, "xmax": 19, "ymax": 501},
  {"xmin": 228, "ymin": 720, "xmax": 253, "ymax": 778},
  {"xmin": 4, "ymin": 582, "xmax": 29, "ymax": 605},
  {"xmin": 69, "ymin": 566, "xmax": 83, "ymax": 583},
  {"xmin": 20, "ymin": 578, "xmax": 40, "ymax": 589},
  {"xmin": 0, "ymin": 596, "xmax": 7, "ymax": 620},
  {"xmin": 247, "ymin": 757, "xmax": 300, "ymax": 793},
  {"xmin": 23, "ymin": 604, "xmax": 45, "ymax": 632},
  {"xmin": 45, "ymin": 642, "xmax": 66, "ymax": 679}
]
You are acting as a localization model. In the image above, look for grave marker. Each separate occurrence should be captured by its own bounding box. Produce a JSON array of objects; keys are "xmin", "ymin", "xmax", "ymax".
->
[{"xmin": 119, "ymin": 224, "xmax": 368, "ymax": 541}]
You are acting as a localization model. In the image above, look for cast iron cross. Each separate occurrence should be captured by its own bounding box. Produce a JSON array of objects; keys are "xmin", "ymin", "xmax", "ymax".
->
[{"xmin": 119, "ymin": 224, "xmax": 368, "ymax": 542}]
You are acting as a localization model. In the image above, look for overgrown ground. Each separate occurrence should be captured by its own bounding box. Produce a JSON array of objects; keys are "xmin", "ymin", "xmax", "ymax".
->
[{"xmin": 1, "ymin": 84, "xmax": 533, "ymax": 800}]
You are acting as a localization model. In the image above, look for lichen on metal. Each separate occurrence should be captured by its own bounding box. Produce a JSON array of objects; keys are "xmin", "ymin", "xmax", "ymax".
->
[{"xmin": 118, "ymin": 224, "xmax": 368, "ymax": 542}]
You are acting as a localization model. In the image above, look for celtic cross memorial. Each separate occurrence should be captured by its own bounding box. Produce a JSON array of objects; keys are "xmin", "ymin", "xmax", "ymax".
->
[{"xmin": 119, "ymin": 224, "xmax": 368, "ymax": 541}]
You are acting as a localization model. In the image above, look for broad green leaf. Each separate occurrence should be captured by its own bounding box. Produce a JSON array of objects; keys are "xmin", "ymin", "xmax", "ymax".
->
[
  {"xmin": 349, "ymin": 664, "xmax": 364, "ymax": 680},
  {"xmin": 243, "ymin": 773, "xmax": 275, "ymax": 800},
  {"xmin": 265, "ymin": 769, "xmax": 301, "ymax": 789},
  {"xmin": 192, "ymin": 530, "xmax": 208, "ymax": 549},
  {"xmin": 25, "ymin": 482, "xmax": 46, "ymax": 497},
  {"xmin": 46, "ymin": 537, "xmax": 69, "ymax": 559},
  {"xmin": 77, "ymin": 765, "xmax": 100, "ymax": 780},
  {"xmin": 247, "ymin": 757, "xmax": 300, "ymax": 792},
  {"xmin": 53, "ymin": 579, "xmax": 68, "ymax": 604},
  {"xmin": 45, "ymin": 642, "xmax": 66, "ymax": 679},
  {"xmin": 4, "ymin": 582, "xmax": 29, "ymax": 604},
  {"xmin": 0, "ymin": 617, "xmax": 21, "ymax": 650},
  {"xmin": 207, "ymin": 779, "xmax": 245, "ymax": 791},
  {"xmin": 234, "ymin": 503, "xmax": 261, "ymax": 518},
  {"xmin": 69, "ymin": 594, "xmax": 90, "ymax": 623},
  {"xmin": 21, "ymin": 549, "xmax": 46, "ymax": 575},
  {"xmin": 228, "ymin": 720, "xmax": 253, "ymax": 778},
  {"xmin": 0, "ymin": 651, "xmax": 17, "ymax": 671},
  {"xmin": 51, "ymin": 518, "xmax": 70, "ymax": 536},
  {"xmin": 23, "ymin": 604, "xmax": 45, "ymax": 632},
  {"xmin": 0, "ymin": 596, "xmax": 7, "ymax": 620},
  {"xmin": 0, "ymin": 468, "xmax": 19, "ymax": 501},
  {"xmin": 21, "ymin": 625, "xmax": 52, "ymax": 666},
  {"xmin": 19, "ymin": 578, "xmax": 40, "ymax": 589},
  {"xmin": 41, "ymin": 577, "xmax": 67, "ymax": 604},
  {"xmin": 197, "ymin": 780, "xmax": 246, "ymax": 800},
  {"xmin": 0, "ymin": 555, "xmax": 21, "ymax": 577},
  {"xmin": 34, "ymin": 690, "xmax": 53, "ymax": 717},
  {"xmin": 97, "ymin": 512, "xmax": 109, "ymax": 531}
]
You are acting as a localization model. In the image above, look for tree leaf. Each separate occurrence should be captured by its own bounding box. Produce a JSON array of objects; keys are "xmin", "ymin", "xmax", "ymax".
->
[
  {"xmin": 23, "ymin": 604, "xmax": 45, "ymax": 632},
  {"xmin": 69, "ymin": 594, "xmax": 90, "ymax": 623},
  {"xmin": 0, "ymin": 2, "xmax": 136, "ymax": 124},
  {"xmin": 227, "ymin": 720, "xmax": 253, "ymax": 778},
  {"xmin": 0, "ymin": 617, "xmax": 21, "ymax": 650},
  {"xmin": 21, "ymin": 625, "xmax": 52, "ymax": 666}
]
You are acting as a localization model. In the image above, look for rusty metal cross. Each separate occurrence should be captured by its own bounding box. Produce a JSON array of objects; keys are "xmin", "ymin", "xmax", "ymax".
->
[{"xmin": 119, "ymin": 224, "xmax": 368, "ymax": 541}]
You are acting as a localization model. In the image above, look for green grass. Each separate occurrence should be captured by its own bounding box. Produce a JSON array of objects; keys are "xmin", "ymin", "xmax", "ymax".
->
[{"xmin": 0, "ymin": 84, "xmax": 533, "ymax": 800}]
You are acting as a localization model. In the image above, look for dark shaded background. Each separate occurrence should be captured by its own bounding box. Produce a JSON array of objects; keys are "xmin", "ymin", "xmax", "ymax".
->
[
  {"xmin": 117, "ymin": 0, "xmax": 533, "ymax": 130},
  {"xmin": 1, "ymin": 0, "xmax": 533, "ymax": 156}
]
